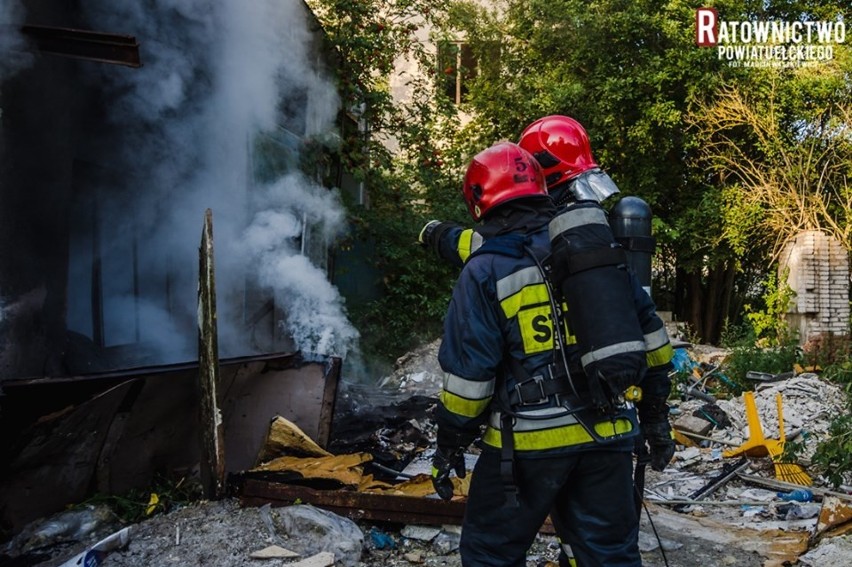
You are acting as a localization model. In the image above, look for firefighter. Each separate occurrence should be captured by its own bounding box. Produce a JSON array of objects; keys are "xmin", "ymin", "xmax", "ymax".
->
[
  {"xmin": 433, "ymin": 141, "xmax": 642, "ymax": 566},
  {"xmin": 421, "ymin": 116, "xmax": 675, "ymax": 481}
]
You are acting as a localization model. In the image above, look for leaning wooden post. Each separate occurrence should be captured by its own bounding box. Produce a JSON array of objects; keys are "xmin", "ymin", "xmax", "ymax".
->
[{"xmin": 198, "ymin": 208, "xmax": 226, "ymax": 499}]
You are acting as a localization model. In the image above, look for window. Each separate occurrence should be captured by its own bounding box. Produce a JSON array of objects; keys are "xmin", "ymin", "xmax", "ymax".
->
[{"xmin": 437, "ymin": 41, "xmax": 476, "ymax": 104}]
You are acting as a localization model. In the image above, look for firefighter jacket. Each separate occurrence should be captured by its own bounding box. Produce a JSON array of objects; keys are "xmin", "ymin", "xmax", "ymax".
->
[
  {"xmin": 436, "ymin": 222, "xmax": 641, "ymax": 457},
  {"xmin": 433, "ymin": 222, "xmax": 673, "ymax": 399}
]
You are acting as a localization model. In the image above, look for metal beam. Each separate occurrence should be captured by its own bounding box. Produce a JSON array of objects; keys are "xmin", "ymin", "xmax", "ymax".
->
[{"xmin": 21, "ymin": 25, "xmax": 141, "ymax": 68}]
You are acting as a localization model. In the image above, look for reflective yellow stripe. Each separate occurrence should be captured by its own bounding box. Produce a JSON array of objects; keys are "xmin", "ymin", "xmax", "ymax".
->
[
  {"xmin": 443, "ymin": 372, "xmax": 495, "ymax": 399},
  {"xmin": 581, "ymin": 340, "xmax": 646, "ymax": 367},
  {"xmin": 500, "ymin": 283, "xmax": 549, "ymax": 319},
  {"xmin": 647, "ymin": 342, "xmax": 674, "ymax": 368},
  {"xmin": 482, "ymin": 418, "xmax": 634, "ymax": 450},
  {"xmin": 561, "ymin": 302, "xmax": 577, "ymax": 345},
  {"xmin": 458, "ymin": 229, "xmax": 474, "ymax": 262},
  {"xmin": 644, "ymin": 325, "xmax": 670, "ymax": 351},
  {"xmin": 488, "ymin": 408, "xmax": 579, "ymax": 431},
  {"xmin": 549, "ymin": 207, "xmax": 609, "ymax": 239},
  {"xmin": 457, "ymin": 230, "xmax": 484, "ymax": 263},
  {"xmin": 440, "ymin": 390, "xmax": 491, "ymax": 418},
  {"xmin": 496, "ymin": 267, "xmax": 543, "ymax": 301}
]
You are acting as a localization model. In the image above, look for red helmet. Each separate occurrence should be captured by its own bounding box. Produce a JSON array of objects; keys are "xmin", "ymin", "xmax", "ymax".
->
[
  {"xmin": 463, "ymin": 141, "xmax": 547, "ymax": 221},
  {"xmin": 518, "ymin": 115, "xmax": 598, "ymax": 189}
]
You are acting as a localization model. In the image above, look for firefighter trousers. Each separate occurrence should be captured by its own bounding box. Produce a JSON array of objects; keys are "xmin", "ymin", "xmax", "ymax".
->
[{"xmin": 460, "ymin": 449, "xmax": 640, "ymax": 567}]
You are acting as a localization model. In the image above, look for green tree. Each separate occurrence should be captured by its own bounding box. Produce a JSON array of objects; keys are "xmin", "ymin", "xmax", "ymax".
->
[
  {"xmin": 307, "ymin": 0, "xmax": 469, "ymax": 362},
  {"xmin": 310, "ymin": 0, "xmax": 850, "ymax": 362},
  {"xmin": 442, "ymin": 0, "xmax": 851, "ymax": 343},
  {"xmin": 693, "ymin": 68, "xmax": 852, "ymax": 258}
]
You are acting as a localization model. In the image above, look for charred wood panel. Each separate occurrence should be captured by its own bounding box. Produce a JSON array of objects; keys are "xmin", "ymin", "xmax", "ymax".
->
[
  {"xmin": 21, "ymin": 25, "xmax": 141, "ymax": 68},
  {"xmin": 0, "ymin": 381, "xmax": 135, "ymax": 535},
  {"xmin": 197, "ymin": 208, "xmax": 226, "ymax": 499},
  {"xmin": 0, "ymin": 353, "xmax": 338, "ymax": 536}
]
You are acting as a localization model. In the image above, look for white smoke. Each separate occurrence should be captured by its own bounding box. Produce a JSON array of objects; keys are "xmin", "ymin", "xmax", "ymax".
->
[
  {"xmin": 75, "ymin": 0, "xmax": 356, "ymax": 361},
  {"xmin": 242, "ymin": 173, "xmax": 357, "ymax": 357}
]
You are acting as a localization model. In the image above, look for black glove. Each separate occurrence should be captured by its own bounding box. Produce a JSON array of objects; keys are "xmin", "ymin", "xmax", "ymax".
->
[
  {"xmin": 418, "ymin": 220, "xmax": 460, "ymax": 259},
  {"xmin": 431, "ymin": 445, "xmax": 466, "ymax": 501},
  {"xmin": 418, "ymin": 220, "xmax": 442, "ymax": 248},
  {"xmin": 638, "ymin": 397, "xmax": 675, "ymax": 472},
  {"xmin": 642, "ymin": 421, "xmax": 675, "ymax": 472}
]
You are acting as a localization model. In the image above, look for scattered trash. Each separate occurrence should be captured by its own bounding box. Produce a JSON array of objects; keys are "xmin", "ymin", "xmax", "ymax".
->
[
  {"xmin": 778, "ymin": 489, "xmax": 814, "ymax": 503},
  {"xmin": 369, "ymin": 527, "xmax": 396, "ymax": 550},
  {"xmin": 813, "ymin": 496, "xmax": 852, "ymax": 540},
  {"xmin": 250, "ymin": 544, "xmax": 300, "ymax": 559},
  {"xmin": 287, "ymin": 551, "xmax": 335, "ymax": 567},
  {"xmin": 400, "ymin": 525, "xmax": 442, "ymax": 542},
  {"xmin": 276, "ymin": 505, "xmax": 364, "ymax": 567},
  {"xmin": 796, "ymin": 534, "xmax": 852, "ymax": 567},
  {"xmin": 692, "ymin": 403, "xmax": 732, "ymax": 429},
  {"xmin": 745, "ymin": 370, "xmax": 794, "ymax": 383},
  {"xmin": 57, "ymin": 526, "xmax": 131, "ymax": 567},
  {"xmin": 740, "ymin": 506, "xmax": 765, "ymax": 519},
  {"xmin": 6, "ymin": 504, "xmax": 117, "ymax": 555},
  {"xmin": 432, "ymin": 530, "xmax": 461, "ymax": 554},
  {"xmin": 781, "ymin": 503, "xmax": 821, "ymax": 521},
  {"xmin": 673, "ymin": 414, "xmax": 715, "ymax": 437}
]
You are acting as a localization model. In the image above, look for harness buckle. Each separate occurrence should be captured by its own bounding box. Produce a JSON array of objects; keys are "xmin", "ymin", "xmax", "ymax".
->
[{"xmin": 514, "ymin": 374, "xmax": 547, "ymax": 406}]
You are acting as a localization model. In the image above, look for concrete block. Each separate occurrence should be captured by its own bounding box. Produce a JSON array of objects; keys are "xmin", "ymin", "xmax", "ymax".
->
[{"xmin": 673, "ymin": 414, "xmax": 715, "ymax": 437}]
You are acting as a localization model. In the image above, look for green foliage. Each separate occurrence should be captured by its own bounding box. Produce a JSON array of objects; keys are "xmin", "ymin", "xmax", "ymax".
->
[
  {"xmin": 743, "ymin": 270, "xmax": 796, "ymax": 346},
  {"xmin": 724, "ymin": 339, "xmax": 801, "ymax": 391},
  {"xmin": 809, "ymin": 338, "xmax": 852, "ymax": 487},
  {"xmin": 810, "ymin": 411, "xmax": 852, "ymax": 489},
  {"xmin": 309, "ymin": 0, "xmax": 852, "ymax": 362},
  {"xmin": 309, "ymin": 0, "xmax": 466, "ymax": 362},
  {"xmin": 796, "ymin": 335, "xmax": 852, "ymax": 488},
  {"xmin": 78, "ymin": 475, "xmax": 202, "ymax": 524},
  {"xmin": 722, "ymin": 272, "xmax": 801, "ymax": 387}
]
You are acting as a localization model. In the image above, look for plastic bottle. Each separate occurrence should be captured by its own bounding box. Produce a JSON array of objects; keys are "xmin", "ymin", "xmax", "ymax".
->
[{"xmin": 777, "ymin": 488, "xmax": 813, "ymax": 502}]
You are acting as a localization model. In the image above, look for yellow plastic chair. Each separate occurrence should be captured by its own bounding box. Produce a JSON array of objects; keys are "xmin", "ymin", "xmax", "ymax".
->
[{"xmin": 723, "ymin": 391, "xmax": 812, "ymax": 486}]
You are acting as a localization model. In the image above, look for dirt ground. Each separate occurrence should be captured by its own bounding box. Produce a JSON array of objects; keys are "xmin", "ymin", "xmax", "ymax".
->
[{"xmin": 16, "ymin": 497, "xmax": 768, "ymax": 567}]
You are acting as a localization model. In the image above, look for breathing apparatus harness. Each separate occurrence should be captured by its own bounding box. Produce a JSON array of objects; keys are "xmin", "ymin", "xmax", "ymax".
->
[{"xmin": 473, "ymin": 234, "xmax": 640, "ymax": 507}]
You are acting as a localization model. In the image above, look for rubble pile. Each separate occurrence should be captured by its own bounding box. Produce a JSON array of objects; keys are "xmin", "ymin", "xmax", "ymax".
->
[
  {"xmin": 4, "ymin": 341, "xmax": 852, "ymax": 567},
  {"xmin": 677, "ymin": 373, "xmax": 847, "ymax": 460}
]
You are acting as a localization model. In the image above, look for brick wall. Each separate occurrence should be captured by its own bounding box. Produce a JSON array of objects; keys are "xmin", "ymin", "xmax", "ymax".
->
[{"xmin": 780, "ymin": 230, "xmax": 850, "ymax": 343}]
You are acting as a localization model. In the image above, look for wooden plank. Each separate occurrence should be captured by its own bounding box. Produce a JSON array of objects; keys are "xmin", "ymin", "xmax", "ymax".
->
[
  {"xmin": 238, "ymin": 478, "xmax": 465, "ymax": 526},
  {"xmin": 21, "ymin": 25, "xmax": 141, "ymax": 67},
  {"xmin": 237, "ymin": 478, "xmax": 556, "ymax": 534},
  {"xmin": 317, "ymin": 357, "xmax": 341, "ymax": 448},
  {"xmin": 198, "ymin": 208, "xmax": 226, "ymax": 499}
]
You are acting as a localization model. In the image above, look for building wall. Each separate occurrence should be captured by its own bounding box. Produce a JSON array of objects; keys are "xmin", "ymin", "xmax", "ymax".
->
[
  {"xmin": 0, "ymin": 1, "xmax": 354, "ymax": 381},
  {"xmin": 780, "ymin": 229, "xmax": 850, "ymax": 343},
  {"xmin": 0, "ymin": 3, "xmax": 82, "ymax": 379}
]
